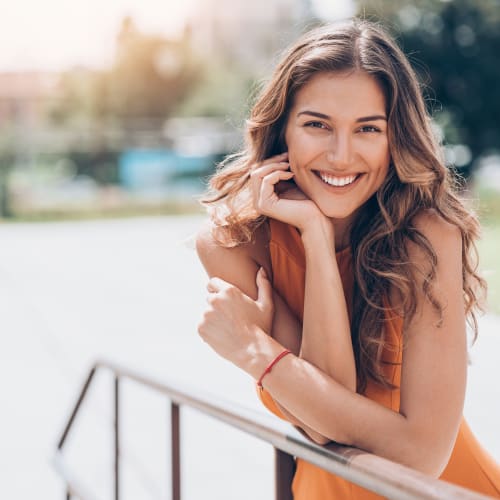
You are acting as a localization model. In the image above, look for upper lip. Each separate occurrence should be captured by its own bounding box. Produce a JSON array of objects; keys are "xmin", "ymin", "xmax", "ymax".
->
[{"xmin": 314, "ymin": 170, "xmax": 362, "ymax": 177}]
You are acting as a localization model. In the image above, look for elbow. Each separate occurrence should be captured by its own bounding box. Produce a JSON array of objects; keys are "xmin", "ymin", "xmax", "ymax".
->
[
  {"xmin": 409, "ymin": 444, "xmax": 453, "ymax": 478},
  {"xmin": 399, "ymin": 426, "xmax": 456, "ymax": 478},
  {"xmin": 409, "ymin": 457, "xmax": 450, "ymax": 478},
  {"xmin": 297, "ymin": 426, "xmax": 331, "ymax": 446},
  {"xmin": 309, "ymin": 434, "xmax": 331, "ymax": 446}
]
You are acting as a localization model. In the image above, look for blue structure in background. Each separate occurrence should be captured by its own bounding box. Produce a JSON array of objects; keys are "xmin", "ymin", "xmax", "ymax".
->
[{"xmin": 118, "ymin": 149, "xmax": 214, "ymax": 191}]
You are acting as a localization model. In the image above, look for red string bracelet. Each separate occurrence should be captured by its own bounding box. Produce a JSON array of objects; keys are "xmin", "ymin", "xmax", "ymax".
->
[{"xmin": 257, "ymin": 349, "xmax": 292, "ymax": 389}]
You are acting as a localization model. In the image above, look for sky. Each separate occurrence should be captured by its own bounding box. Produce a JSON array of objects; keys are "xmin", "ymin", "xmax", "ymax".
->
[
  {"xmin": 0, "ymin": 0, "xmax": 196, "ymax": 71},
  {"xmin": 0, "ymin": 0, "xmax": 355, "ymax": 72}
]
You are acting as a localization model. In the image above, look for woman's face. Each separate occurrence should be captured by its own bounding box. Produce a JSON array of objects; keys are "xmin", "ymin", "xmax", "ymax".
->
[{"xmin": 284, "ymin": 71, "xmax": 391, "ymax": 227}]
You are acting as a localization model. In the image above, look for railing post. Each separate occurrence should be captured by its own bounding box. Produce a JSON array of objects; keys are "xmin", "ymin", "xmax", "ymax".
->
[
  {"xmin": 114, "ymin": 376, "xmax": 120, "ymax": 500},
  {"xmin": 56, "ymin": 361, "xmax": 494, "ymax": 500},
  {"xmin": 275, "ymin": 448, "xmax": 295, "ymax": 500},
  {"xmin": 58, "ymin": 366, "xmax": 97, "ymax": 450},
  {"xmin": 171, "ymin": 402, "xmax": 181, "ymax": 500}
]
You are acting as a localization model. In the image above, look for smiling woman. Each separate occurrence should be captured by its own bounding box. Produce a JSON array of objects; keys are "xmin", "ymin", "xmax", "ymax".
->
[
  {"xmin": 283, "ymin": 71, "xmax": 390, "ymax": 243},
  {"xmin": 195, "ymin": 19, "xmax": 500, "ymax": 499}
]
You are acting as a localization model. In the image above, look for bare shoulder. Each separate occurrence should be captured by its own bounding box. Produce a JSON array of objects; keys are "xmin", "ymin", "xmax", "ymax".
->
[
  {"xmin": 196, "ymin": 220, "xmax": 271, "ymax": 299},
  {"xmin": 403, "ymin": 210, "xmax": 464, "ymax": 321},
  {"xmin": 196, "ymin": 220, "xmax": 270, "ymax": 272},
  {"xmin": 393, "ymin": 210, "xmax": 463, "ymax": 315},
  {"xmin": 410, "ymin": 209, "xmax": 462, "ymax": 261}
]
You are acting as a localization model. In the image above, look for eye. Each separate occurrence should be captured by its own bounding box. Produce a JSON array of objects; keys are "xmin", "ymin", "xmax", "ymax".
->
[
  {"xmin": 358, "ymin": 125, "xmax": 381, "ymax": 133},
  {"xmin": 304, "ymin": 121, "xmax": 328, "ymax": 130}
]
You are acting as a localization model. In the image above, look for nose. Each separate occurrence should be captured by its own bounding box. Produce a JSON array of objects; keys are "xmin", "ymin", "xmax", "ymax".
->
[{"xmin": 326, "ymin": 131, "xmax": 352, "ymax": 169}]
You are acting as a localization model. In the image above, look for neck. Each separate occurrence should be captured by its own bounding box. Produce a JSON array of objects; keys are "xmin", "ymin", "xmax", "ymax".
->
[{"xmin": 330, "ymin": 216, "xmax": 353, "ymax": 252}]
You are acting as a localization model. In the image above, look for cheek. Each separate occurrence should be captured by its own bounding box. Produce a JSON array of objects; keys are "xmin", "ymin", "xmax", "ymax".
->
[
  {"xmin": 286, "ymin": 133, "xmax": 318, "ymax": 171},
  {"xmin": 374, "ymin": 161, "xmax": 391, "ymax": 192},
  {"xmin": 382, "ymin": 142, "xmax": 391, "ymax": 167},
  {"xmin": 369, "ymin": 140, "xmax": 390, "ymax": 174},
  {"xmin": 284, "ymin": 129, "xmax": 301, "ymax": 170},
  {"xmin": 375, "ymin": 158, "xmax": 390, "ymax": 182}
]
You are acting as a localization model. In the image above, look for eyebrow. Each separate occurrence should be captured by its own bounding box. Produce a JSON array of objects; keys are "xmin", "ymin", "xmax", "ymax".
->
[{"xmin": 297, "ymin": 110, "xmax": 387, "ymax": 122}]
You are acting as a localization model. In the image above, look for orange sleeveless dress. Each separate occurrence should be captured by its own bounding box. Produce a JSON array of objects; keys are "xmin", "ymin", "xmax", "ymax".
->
[{"xmin": 258, "ymin": 218, "xmax": 500, "ymax": 499}]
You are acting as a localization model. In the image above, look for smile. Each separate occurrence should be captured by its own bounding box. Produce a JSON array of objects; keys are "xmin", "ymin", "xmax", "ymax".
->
[{"xmin": 316, "ymin": 171, "xmax": 361, "ymax": 187}]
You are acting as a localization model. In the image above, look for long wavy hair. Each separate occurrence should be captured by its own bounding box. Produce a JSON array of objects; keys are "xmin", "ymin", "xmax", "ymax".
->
[{"xmin": 201, "ymin": 19, "xmax": 486, "ymax": 391}]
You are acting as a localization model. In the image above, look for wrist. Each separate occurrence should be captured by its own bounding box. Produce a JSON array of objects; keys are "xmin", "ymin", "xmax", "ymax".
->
[
  {"xmin": 237, "ymin": 326, "xmax": 285, "ymax": 380},
  {"xmin": 301, "ymin": 219, "xmax": 335, "ymax": 252},
  {"xmin": 257, "ymin": 349, "xmax": 292, "ymax": 388}
]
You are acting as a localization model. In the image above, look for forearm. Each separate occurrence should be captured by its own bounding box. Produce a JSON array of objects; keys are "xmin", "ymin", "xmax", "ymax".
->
[
  {"xmin": 268, "ymin": 222, "xmax": 356, "ymax": 441},
  {"xmin": 273, "ymin": 399, "xmax": 331, "ymax": 444},
  {"xmin": 249, "ymin": 332, "xmax": 389, "ymax": 448},
  {"xmin": 249, "ymin": 337, "xmax": 447, "ymax": 475},
  {"xmin": 268, "ymin": 291, "xmax": 331, "ymax": 443},
  {"xmin": 300, "ymin": 223, "xmax": 356, "ymax": 391}
]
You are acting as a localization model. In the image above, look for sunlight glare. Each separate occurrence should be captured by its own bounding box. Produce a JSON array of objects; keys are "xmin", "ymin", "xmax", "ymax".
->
[{"xmin": 0, "ymin": 0, "xmax": 195, "ymax": 71}]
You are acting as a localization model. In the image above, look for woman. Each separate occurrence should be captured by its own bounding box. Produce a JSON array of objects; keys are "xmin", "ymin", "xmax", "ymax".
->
[{"xmin": 196, "ymin": 19, "xmax": 500, "ymax": 498}]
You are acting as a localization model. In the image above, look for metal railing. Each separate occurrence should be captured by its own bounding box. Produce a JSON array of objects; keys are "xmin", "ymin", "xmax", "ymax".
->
[{"xmin": 55, "ymin": 359, "xmax": 493, "ymax": 500}]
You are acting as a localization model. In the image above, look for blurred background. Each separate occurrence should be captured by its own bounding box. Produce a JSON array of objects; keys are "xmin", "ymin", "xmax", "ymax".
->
[{"xmin": 1, "ymin": 0, "xmax": 499, "ymax": 499}]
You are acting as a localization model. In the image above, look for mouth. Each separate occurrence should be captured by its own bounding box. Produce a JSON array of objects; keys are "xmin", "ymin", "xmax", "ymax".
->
[{"xmin": 315, "ymin": 171, "xmax": 363, "ymax": 188}]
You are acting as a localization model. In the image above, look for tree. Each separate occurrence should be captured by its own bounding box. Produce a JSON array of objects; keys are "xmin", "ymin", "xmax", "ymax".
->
[
  {"xmin": 51, "ymin": 17, "xmax": 200, "ymax": 128},
  {"xmin": 105, "ymin": 17, "xmax": 199, "ymax": 126},
  {"xmin": 356, "ymin": 0, "xmax": 500, "ymax": 175}
]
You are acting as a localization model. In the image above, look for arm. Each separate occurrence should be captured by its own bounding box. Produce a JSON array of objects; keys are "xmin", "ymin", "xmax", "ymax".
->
[
  {"xmin": 196, "ymin": 222, "xmax": 328, "ymax": 443},
  {"xmin": 244, "ymin": 157, "xmax": 357, "ymax": 441},
  {"xmin": 299, "ymin": 219, "xmax": 356, "ymax": 392},
  {"xmin": 200, "ymin": 213, "xmax": 467, "ymax": 475},
  {"xmin": 264, "ymin": 219, "xmax": 356, "ymax": 445}
]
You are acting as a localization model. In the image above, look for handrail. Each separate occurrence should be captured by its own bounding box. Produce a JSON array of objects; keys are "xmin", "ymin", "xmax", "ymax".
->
[{"xmin": 55, "ymin": 359, "xmax": 493, "ymax": 500}]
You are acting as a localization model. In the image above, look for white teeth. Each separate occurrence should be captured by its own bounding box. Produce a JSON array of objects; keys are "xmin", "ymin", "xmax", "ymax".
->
[{"xmin": 318, "ymin": 172, "xmax": 358, "ymax": 187}]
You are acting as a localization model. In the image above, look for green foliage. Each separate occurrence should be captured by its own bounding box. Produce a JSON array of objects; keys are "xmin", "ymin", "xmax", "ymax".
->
[
  {"xmin": 106, "ymin": 18, "xmax": 199, "ymax": 124},
  {"xmin": 356, "ymin": 0, "xmax": 500, "ymax": 173},
  {"xmin": 66, "ymin": 151, "xmax": 119, "ymax": 185},
  {"xmin": 50, "ymin": 17, "xmax": 200, "ymax": 127},
  {"xmin": 7, "ymin": 199, "xmax": 203, "ymax": 222},
  {"xmin": 477, "ymin": 223, "xmax": 500, "ymax": 314},
  {"xmin": 49, "ymin": 70, "xmax": 105, "ymax": 125},
  {"xmin": 174, "ymin": 59, "xmax": 255, "ymax": 121},
  {"xmin": 476, "ymin": 186, "xmax": 500, "ymax": 225}
]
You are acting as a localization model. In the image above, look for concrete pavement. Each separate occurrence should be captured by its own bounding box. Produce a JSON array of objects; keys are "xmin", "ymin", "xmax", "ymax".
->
[{"xmin": 0, "ymin": 215, "xmax": 498, "ymax": 499}]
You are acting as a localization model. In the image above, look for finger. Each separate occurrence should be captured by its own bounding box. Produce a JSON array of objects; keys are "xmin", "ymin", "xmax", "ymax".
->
[
  {"xmin": 254, "ymin": 170, "xmax": 295, "ymax": 215},
  {"xmin": 260, "ymin": 171, "xmax": 295, "ymax": 199},
  {"xmin": 256, "ymin": 267, "xmax": 273, "ymax": 309},
  {"xmin": 251, "ymin": 161, "xmax": 290, "ymax": 179},
  {"xmin": 259, "ymin": 152, "xmax": 288, "ymax": 166},
  {"xmin": 262, "ymin": 170, "xmax": 295, "ymax": 185}
]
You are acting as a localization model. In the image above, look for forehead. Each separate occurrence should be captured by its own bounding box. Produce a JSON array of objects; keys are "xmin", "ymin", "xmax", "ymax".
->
[{"xmin": 290, "ymin": 71, "xmax": 387, "ymax": 116}]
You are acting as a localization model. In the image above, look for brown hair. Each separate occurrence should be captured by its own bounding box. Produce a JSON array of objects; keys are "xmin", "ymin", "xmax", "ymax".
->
[{"xmin": 201, "ymin": 19, "xmax": 486, "ymax": 391}]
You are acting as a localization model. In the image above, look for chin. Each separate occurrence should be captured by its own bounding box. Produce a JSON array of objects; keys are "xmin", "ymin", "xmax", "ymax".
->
[{"xmin": 317, "ymin": 204, "xmax": 356, "ymax": 220}]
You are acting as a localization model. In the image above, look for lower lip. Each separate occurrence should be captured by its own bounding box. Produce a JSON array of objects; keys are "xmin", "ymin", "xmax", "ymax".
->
[{"xmin": 314, "ymin": 172, "xmax": 364, "ymax": 192}]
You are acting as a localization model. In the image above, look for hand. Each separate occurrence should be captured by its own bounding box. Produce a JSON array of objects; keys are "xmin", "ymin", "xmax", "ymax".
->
[
  {"xmin": 198, "ymin": 268, "xmax": 274, "ymax": 370},
  {"xmin": 250, "ymin": 152, "xmax": 327, "ymax": 233}
]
